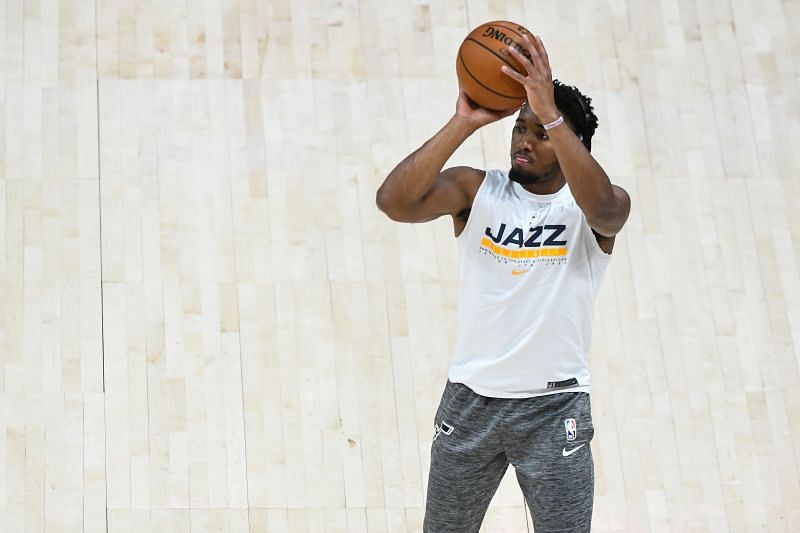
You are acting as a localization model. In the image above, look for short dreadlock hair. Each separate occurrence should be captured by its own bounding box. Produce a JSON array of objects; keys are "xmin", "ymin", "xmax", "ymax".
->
[{"xmin": 552, "ymin": 80, "xmax": 599, "ymax": 152}]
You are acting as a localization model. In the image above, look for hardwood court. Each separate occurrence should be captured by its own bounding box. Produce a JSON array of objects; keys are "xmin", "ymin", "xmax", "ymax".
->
[{"xmin": 1, "ymin": 0, "xmax": 799, "ymax": 531}]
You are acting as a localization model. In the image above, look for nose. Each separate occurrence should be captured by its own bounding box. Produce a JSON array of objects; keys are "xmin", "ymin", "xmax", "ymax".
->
[{"xmin": 518, "ymin": 133, "xmax": 535, "ymax": 150}]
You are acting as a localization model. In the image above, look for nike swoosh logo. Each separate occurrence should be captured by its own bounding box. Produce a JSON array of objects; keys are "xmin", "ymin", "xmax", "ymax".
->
[
  {"xmin": 562, "ymin": 444, "xmax": 585, "ymax": 457},
  {"xmin": 511, "ymin": 269, "xmax": 531, "ymax": 276}
]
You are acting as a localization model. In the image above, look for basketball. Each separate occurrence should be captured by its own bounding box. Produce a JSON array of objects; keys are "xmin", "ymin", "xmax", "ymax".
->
[{"xmin": 456, "ymin": 21, "xmax": 533, "ymax": 111}]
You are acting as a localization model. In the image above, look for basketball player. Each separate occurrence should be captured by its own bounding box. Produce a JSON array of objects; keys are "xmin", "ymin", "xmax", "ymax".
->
[{"xmin": 376, "ymin": 33, "xmax": 630, "ymax": 532}]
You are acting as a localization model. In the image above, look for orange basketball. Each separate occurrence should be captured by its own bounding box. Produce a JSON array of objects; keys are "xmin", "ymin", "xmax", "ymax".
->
[{"xmin": 456, "ymin": 21, "xmax": 533, "ymax": 111}]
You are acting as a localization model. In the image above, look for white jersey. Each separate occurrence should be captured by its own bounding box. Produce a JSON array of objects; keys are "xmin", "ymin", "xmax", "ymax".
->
[{"xmin": 448, "ymin": 169, "xmax": 611, "ymax": 398}]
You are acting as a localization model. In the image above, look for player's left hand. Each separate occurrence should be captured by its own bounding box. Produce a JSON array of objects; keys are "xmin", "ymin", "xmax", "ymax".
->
[{"xmin": 501, "ymin": 34, "xmax": 560, "ymax": 123}]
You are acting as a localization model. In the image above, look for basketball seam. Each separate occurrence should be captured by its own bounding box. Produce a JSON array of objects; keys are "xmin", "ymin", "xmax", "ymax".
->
[
  {"xmin": 486, "ymin": 23, "xmax": 535, "ymax": 65},
  {"xmin": 464, "ymin": 37, "xmax": 525, "ymax": 72},
  {"xmin": 458, "ymin": 50, "xmax": 524, "ymax": 101}
]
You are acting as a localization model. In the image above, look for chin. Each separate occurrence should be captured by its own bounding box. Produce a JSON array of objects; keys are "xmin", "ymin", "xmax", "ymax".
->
[{"xmin": 509, "ymin": 166, "xmax": 540, "ymax": 185}]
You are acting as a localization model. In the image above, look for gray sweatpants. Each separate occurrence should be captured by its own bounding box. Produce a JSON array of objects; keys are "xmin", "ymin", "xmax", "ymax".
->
[{"xmin": 424, "ymin": 381, "xmax": 595, "ymax": 533}]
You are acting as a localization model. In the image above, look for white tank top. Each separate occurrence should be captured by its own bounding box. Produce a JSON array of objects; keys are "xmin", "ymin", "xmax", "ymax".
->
[{"xmin": 448, "ymin": 169, "xmax": 612, "ymax": 398}]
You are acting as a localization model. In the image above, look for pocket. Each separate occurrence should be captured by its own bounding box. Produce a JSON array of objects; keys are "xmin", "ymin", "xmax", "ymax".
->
[
  {"xmin": 580, "ymin": 393, "xmax": 594, "ymax": 443},
  {"xmin": 433, "ymin": 381, "xmax": 459, "ymax": 425}
]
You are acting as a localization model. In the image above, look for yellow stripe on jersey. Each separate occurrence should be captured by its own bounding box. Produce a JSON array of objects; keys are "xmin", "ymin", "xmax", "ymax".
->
[{"xmin": 480, "ymin": 237, "xmax": 568, "ymax": 258}]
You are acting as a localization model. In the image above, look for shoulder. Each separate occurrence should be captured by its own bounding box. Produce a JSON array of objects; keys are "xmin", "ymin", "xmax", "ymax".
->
[
  {"xmin": 442, "ymin": 167, "xmax": 487, "ymax": 236},
  {"xmin": 592, "ymin": 184, "xmax": 628, "ymax": 253},
  {"xmin": 441, "ymin": 167, "xmax": 487, "ymax": 217},
  {"xmin": 440, "ymin": 166, "xmax": 486, "ymax": 198},
  {"xmin": 567, "ymin": 192, "xmax": 617, "ymax": 255}
]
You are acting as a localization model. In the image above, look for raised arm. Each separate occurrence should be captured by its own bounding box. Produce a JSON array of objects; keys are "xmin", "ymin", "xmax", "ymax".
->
[
  {"xmin": 376, "ymin": 91, "xmax": 516, "ymax": 227},
  {"xmin": 503, "ymin": 35, "xmax": 631, "ymax": 237}
]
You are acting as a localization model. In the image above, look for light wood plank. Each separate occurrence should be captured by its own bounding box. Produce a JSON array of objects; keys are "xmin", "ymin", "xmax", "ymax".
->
[{"xmin": 2, "ymin": 0, "xmax": 799, "ymax": 530}]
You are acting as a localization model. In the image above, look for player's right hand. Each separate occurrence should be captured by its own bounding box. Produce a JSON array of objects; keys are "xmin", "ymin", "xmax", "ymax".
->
[{"xmin": 454, "ymin": 89, "xmax": 518, "ymax": 129}]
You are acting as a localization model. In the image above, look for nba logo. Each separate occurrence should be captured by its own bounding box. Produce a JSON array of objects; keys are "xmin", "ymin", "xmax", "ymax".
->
[{"xmin": 565, "ymin": 418, "xmax": 577, "ymax": 441}]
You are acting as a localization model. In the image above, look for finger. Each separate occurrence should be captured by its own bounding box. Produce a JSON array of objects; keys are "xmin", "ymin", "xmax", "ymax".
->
[
  {"xmin": 534, "ymin": 35, "xmax": 550, "ymax": 63},
  {"xmin": 500, "ymin": 64, "xmax": 527, "ymax": 83},
  {"xmin": 460, "ymin": 91, "xmax": 481, "ymax": 109},
  {"xmin": 533, "ymin": 35, "xmax": 552, "ymax": 76},
  {"xmin": 522, "ymin": 33, "xmax": 543, "ymax": 68},
  {"xmin": 507, "ymin": 45, "xmax": 535, "ymax": 74}
]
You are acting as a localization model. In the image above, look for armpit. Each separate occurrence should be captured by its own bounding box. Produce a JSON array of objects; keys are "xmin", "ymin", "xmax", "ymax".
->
[{"xmin": 592, "ymin": 229, "xmax": 615, "ymax": 255}]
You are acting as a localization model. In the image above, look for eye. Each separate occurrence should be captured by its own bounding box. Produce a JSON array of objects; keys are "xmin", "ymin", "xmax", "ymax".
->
[
  {"xmin": 514, "ymin": 125, "xmax": 526, "ymax": 134},
  {"xmin": 538, "ymin": 132, "xmax": 549, "ymax": 140}
]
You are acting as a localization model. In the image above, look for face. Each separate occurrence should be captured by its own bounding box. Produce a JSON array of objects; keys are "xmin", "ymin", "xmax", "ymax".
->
[{"xmin": 508, "ymin": 105, "xmax": 561, "ymax": 185}]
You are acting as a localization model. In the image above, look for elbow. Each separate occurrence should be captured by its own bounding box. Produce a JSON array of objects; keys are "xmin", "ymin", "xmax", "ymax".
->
[
  {"xmin": 375, "ymin": 187, "xmax": 405, "ymax": 221},
  {"xmin": 587, "ymin": 218, "xmax": 619, "ymax": 238},
  {"xmin": 586, "ymin": 200, "xmax": 630, "ymax": 237},
  {"xmin": 375, "ymin": 187, "xmax": 393, "ymax": 215},
  {"xmin": 375, "ymin": 186, "xmax": 390, "ymax": 213}
]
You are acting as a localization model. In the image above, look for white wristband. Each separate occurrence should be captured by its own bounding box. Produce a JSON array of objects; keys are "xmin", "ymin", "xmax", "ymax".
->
[{"xmin": 542, "ymin": 115, "xmax": 564, "ymax": 130}]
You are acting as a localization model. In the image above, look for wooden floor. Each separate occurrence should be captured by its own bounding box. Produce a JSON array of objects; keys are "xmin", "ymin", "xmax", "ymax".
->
[{"xmin": 1, "ymin": 0, "xmax": 799, "ymax": 531}]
